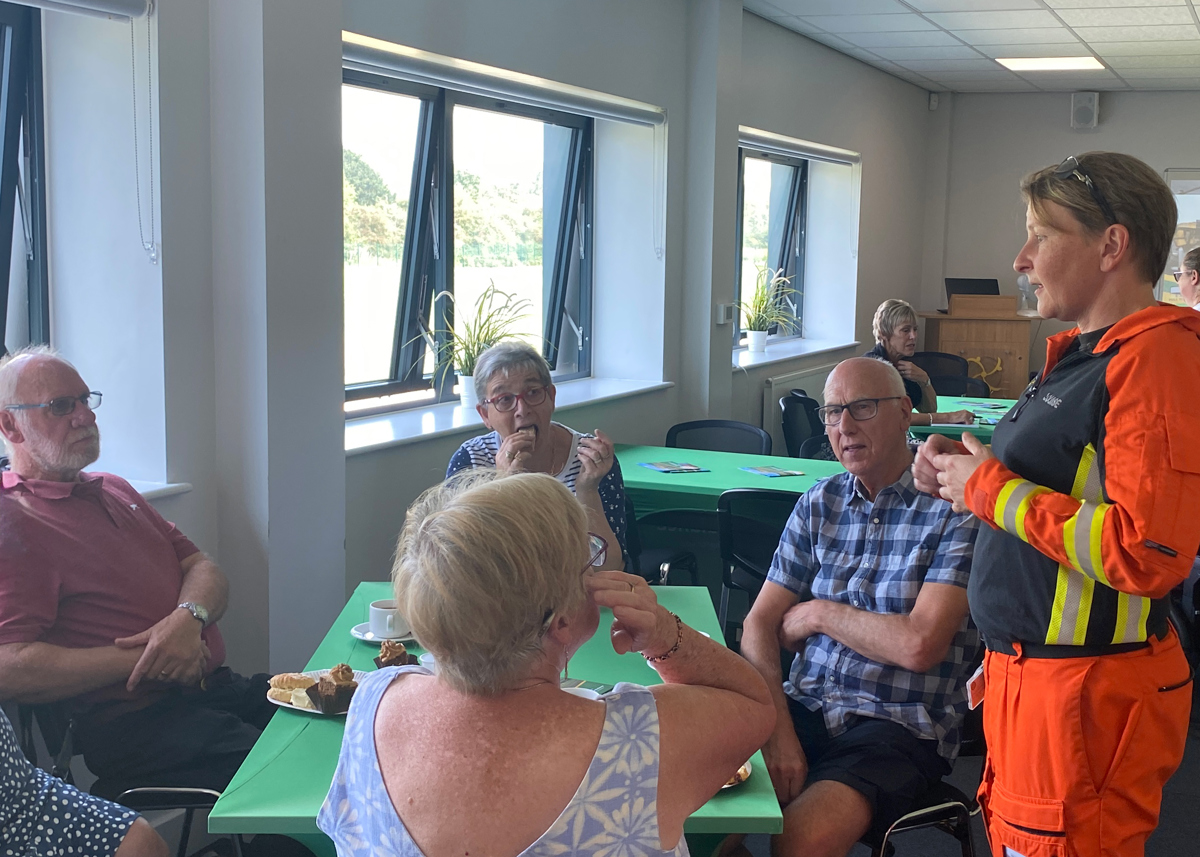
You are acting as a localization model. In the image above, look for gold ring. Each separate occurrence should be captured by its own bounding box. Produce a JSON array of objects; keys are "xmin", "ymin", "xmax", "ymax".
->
[{"xmin": 628, "ymin": 582, "xmax": 635, "ymax": 592}]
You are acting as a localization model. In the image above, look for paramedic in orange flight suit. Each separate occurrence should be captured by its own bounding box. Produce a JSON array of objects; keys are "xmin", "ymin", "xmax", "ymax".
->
[{"xmin": 914, "ymin": 152, "xmax": 1197, "ymax": 857}]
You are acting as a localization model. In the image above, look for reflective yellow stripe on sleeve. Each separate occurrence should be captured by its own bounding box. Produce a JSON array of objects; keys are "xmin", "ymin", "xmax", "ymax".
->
[
  {"xmin": 994, "ymin": 479, "xmax": 1051, "ymax": 543},
  {"xmin": 1063, "ymin": 499, "xmax": 1111, "ymax": 586}
]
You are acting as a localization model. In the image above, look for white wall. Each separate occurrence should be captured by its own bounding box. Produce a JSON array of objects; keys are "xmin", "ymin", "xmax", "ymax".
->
[{"xmin": 933, "ymin": 90, "xmax": 1200, "ymax": 368}]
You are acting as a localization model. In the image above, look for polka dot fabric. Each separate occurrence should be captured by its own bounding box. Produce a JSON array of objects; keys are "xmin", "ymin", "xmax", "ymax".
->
[{"xmin": 1, "ymin": 709, "xmax": 137, "ymax": 856}]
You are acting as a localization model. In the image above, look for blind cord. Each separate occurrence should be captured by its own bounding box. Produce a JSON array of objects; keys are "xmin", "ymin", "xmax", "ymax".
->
[{"xmin": 130, "ymin": 3, "xmax": 156, "ymax": 264}]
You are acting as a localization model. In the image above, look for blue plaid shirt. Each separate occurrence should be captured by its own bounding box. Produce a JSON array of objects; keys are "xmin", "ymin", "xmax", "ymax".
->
[{"xmin": 767, "ymin": 469, "xmax": 980, "ymax": 761}]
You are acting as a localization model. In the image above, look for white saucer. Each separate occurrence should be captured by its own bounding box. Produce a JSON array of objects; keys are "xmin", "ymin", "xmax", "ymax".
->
[{"xmin": 350, "ymin": 622, "xmax": 414, "ymax": 645}]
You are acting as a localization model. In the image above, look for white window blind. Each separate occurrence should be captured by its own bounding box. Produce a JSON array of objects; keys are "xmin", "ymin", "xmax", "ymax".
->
[{"xmin": 17, "ymin": 0, "xmax": 146, "ymax": 20}]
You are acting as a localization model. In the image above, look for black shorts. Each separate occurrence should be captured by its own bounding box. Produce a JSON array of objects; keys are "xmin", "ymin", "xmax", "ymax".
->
[{"xmin": 788, "ymin": 696, "xmax": 951, "ymax": 843}]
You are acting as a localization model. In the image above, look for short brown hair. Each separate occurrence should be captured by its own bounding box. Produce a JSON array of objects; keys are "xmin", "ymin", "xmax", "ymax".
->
[{"xmin": 1020, "ymin": 152, "xmax": 1176, "ymax": 285}]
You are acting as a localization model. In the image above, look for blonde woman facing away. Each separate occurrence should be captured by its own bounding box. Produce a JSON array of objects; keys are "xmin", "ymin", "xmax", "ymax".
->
[
  {"xmin": 318, "ymin": 471, "xmax": 775, "ymax": 857},
  {"xmin": 864, "ymin": 299, "xmax": 975, "ymax": 427}
]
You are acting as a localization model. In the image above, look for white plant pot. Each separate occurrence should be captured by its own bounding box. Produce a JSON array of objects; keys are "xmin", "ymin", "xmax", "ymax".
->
[
  {"xmin": 746, "ymin": 330, "xmax": 768, "ymax": 353},
  {"xmin": 459, "ymin": 376, "xmax": 477, "ymax": 408}
]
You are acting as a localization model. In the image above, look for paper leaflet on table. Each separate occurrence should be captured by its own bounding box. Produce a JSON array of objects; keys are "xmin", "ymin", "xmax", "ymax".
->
[
  {"xmin": 739, "ymin": 465, "xmax": 806, "ymax": 477},
  {"xmin": 639, "ymin": 461, "xmax": 710, "ymax": 473}
]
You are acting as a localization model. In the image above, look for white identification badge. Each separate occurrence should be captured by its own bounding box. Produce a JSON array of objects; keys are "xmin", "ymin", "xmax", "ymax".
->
[
  {"xmin": 966, "ymin": 663, "xmax": 985, "ymax": 710},
  {"xmin": 1005, "ymin": 848, "xmax": 1029, "ymax": 857}
]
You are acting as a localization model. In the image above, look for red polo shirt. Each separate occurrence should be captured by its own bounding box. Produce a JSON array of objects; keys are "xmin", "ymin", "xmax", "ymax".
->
[{"xmin": 0, "ymin": 471, "xmax": 226, "ymax": 709}]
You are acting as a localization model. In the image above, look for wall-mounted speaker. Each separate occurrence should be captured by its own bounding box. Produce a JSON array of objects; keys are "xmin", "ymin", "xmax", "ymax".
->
[{"xmin": 1071, "ymin": 92, "xmax": 1099, "ymax": 130}]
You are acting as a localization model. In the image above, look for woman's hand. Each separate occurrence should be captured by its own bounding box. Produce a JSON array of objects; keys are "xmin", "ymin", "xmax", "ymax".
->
[
  {"xmin": 495, "ymin": 427, "xmax": 537, "ymax": 474},
  {"xmin": 575, "ymin": 429, "xmax": 615, "ymax": 492},
  {"xmin": 586, "ymin": 571, "xmax": 678, "ymax": 656},
  {"xmin": 931, "ymin": 433, "xmax": 993, "ymax": 512},
  {"xmin": 941, "ymin": 409, "xmax": 976, "ymax": 425},
  {"xmin": 896, "ymin": 360, "xmax": 930, "ymax": 386}
]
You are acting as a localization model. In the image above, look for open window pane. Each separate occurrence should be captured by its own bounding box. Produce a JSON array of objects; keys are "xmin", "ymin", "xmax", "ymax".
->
[
  {"xmin": 342, "ymin": 85, "xmax": 422, "ymax": 385},
  {"xmin": 736, "ymin": 155, "xmax": 800, "ymax": 343}
]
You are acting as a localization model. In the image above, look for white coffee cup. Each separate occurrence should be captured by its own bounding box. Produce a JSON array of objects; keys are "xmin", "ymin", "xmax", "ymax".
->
[{"xmin": 368, "ymin": 599, "xmax": 410, "ymax": 639}]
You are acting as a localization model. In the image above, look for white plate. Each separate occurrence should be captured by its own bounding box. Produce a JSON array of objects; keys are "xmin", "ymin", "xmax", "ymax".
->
[
  {"xmin": 350, "ymin": 622, "xmax": 415, "ymax": 645},
  {"xmin": 563, "ymin": 686, "xmax": 601, "ymax": 701},
  {"xmin": 721, "ymin": 760, "xmax": 752, "ymax": 790},
  {"xmin": 267, "ymin": 668, "xmax": 369, "ymax": 715}
]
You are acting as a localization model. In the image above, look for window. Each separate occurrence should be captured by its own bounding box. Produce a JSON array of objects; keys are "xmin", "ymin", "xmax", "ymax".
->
[
  {"xmin": 733, "ymin": 147, "xmax": 807, "ymax": 347},
  {"xmin": 0, "ymin": 2, "xmax": 48, "ymax": 353},
  {"xmin": 342, "ymin": 70, "xmax": 593, "ymax": 413},
  {"xmin": 1162, "ymin": 169, "xmax": 1200, "ymax": 307}
]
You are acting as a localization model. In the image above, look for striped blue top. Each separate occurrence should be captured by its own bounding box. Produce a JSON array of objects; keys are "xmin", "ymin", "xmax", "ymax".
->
[{"xmin": 768, "ymin": 468, "xmax": 980, "ymax": 761}]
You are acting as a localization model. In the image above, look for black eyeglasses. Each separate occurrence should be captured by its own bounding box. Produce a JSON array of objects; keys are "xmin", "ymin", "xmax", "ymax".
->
[
  {"xmin": 482, "ymin": 385, "xmax": 548, "ymax": 412},
  {"xmin": 817, "ymin": 396, "xmax": 901, "ymax": 426},
  {"xmin": 1054, "ymin": 156, "xmax": 1118, "ymax": 226},
  {"xmin": 5, "ymin": 391, "xmax": 102, "ymax": 417}
]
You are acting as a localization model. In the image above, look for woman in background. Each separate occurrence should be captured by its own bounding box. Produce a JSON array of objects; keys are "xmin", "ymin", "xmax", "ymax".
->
[{"xmin": 1174, "ymin": 246, "xmax": 1200, "ymax": 309}]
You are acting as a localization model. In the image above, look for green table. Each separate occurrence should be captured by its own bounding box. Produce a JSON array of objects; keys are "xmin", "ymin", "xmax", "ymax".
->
[
  {"xmin": 208, "ymin": 582, "xmax": 783, "ymax": 855},
  {"xmin": 905, "ymin": 395, "xmax": 1016, "ymax": 445},
  {"xmin": 618, "ymin": 444, "xmax": 845, "ymax": 517}
]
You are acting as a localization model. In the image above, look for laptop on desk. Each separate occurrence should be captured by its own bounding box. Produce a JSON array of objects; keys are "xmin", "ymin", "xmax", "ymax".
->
[{"xmin": 940, "ymin": 277, "xmax": 1000, "ymax": 312}]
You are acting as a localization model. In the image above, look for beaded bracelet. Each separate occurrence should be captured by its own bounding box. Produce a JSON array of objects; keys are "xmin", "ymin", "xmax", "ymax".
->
[{"xmin": 644, "ymin": 611, "xmax": 684, "ymax": 663}]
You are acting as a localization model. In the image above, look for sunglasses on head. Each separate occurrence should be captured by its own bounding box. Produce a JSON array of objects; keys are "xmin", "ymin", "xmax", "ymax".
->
[{"xmin": 1053, "ymin": 156, "xmax": 1118, "ymax": 226}]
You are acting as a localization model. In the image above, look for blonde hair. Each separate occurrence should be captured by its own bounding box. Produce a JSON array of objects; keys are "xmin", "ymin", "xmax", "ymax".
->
[
  {"xmin": 392, "ymin": 470, "xmax": 589, "ymax": 695},
  {"xmin": 1183, "ymin": 246, "xmax": 1200, "ymax": 274},
  {"xmin": 872, "ymin": 299, "xmax": 917, "ymax": 344},
  {"xmin": 1021, "ymin": 152, "xmax": 1175, "ymax": 285}
]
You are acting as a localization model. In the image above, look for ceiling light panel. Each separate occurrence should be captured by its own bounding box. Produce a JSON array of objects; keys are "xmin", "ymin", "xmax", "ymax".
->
[
  {"xmin": 924, "ymin": 10, "xmax": 1061, "ymax": 29},
  {"xmin": 996, "ymin": 56, "xmax": 1105, "ymax": 70},
  {"xmin": 1057, "ymin": 7, "xmax": 1196, "ymax": 27},
  {"xmin": 798, "ymin": 13, "xmax": 937, "ymax": 33}
]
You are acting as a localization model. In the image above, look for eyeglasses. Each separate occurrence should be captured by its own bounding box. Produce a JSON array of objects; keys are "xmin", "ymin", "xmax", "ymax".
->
[
  {"xmin": 5, "ymin": 391, "xmax": 102, "ymax": 417},
  {"xmin": 817, "ymin": 396, "xmax": 901, "ymax": 426},
  {"xmin": 582, "ymin": 532, "xmax": 607, "ymax": 574},
  {"xmin": 1053, "ymin": 156, "xmax": 1118, "ymax": 226},
  {"xmin": 481, "ymin": 385, "xmax": 548, "ymax": 412},
  {"xmin": 1174, "ymin": 270, "xmax": 1194, "ymax": 280}
]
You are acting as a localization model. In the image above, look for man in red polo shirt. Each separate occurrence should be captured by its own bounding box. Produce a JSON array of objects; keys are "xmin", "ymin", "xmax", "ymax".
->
[{"xmin": 0, "ymin": 346, "xmax": 273, "ymax": 800}]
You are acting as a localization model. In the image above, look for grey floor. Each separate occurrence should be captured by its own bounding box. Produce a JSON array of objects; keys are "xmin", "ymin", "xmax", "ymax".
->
[{"xmin": 744, "ymin": 680, "xmax": 1200, "ymax": 857}]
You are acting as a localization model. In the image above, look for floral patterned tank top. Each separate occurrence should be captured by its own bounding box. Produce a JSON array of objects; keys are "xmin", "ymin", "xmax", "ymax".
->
[{"xmin": 318, "ymin": 665, "xmax": 690, "ymax": 857}]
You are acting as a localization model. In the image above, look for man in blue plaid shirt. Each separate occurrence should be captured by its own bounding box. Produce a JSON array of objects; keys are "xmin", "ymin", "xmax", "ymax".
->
[{"xmin": 741, "ymin": 358, "xmax": 980, "ymax": 857}]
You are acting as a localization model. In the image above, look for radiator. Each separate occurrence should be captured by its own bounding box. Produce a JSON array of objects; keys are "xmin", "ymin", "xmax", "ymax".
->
[{"xmin": 760, "ymin": 362, "xmax": 838, "ymax": 456}]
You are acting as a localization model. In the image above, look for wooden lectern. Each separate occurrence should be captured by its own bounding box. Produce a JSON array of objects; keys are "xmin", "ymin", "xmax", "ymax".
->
[{"xmin": 919, "ymin": 295, "xmax": 1035, "ymax": 399}]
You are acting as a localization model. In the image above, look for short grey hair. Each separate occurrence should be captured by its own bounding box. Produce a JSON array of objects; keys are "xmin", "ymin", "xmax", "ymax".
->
[
  {"xmin": 473, "ymin": 341, "xmax": 551, "ymax": 402},
  {"xmin": 392, "ymin": 469, "xmax": 589, "ymax": 696},
  {"xmin": 0, "ymin": 345, "xmax": 75, "ymax": 456},
  {"xmin": 830, "ymin": 356, "xmax": 906, "ymax": 400},
  {"xmin": 872, "ymin": 299, "xmax": 918, "ymax": 344}
]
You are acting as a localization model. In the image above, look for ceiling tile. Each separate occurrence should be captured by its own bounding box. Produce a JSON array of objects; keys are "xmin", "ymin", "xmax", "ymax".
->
[
  {"xmin": 949, "ymin": 80, "xmax": 1039, "ymax": 91},
  {"xmin": 924, "ymin": 10, "xmax": 1061, "ymax": 30},
  {"xmin": 917, "ymin": 70, "xmax": 1023, "ymax": 81},
  {"xmin": 895, "ymin": 58, "xmax": 1004, "ymax": 72},
  {"xmin": 798, "ymin": 13, "xmax": 937, "ymax": 33},
  {"xmin": 770, "ymin": 0, "xmax": 909, "ymax": 14},
  {"xmin": 1074, "ymin": 25, "xmax": 1200, "ymax": 43},
  {"xmin": 742, "ymin": 0, "xmax": 782, "ymax": 16},
  {"xmin": 1106, "ymin": 54, "xmax": 1200, "ymax": 68},
  {"xmin": 975, "ymin": 43, "xmax": 1093, "ymax": 58},
  {"xmin": 1047, "ymin": 0, "xmax": 1192, "ymax": 8},
  {"xmin": 1119, "ymin": 66, "xmax": 1200, "ymax": 77},
  {"xmin": 953, "ymin": 28, "xmax": 1081, "ymax": 46},
  {"xmin": 838, "ymin": 30, "xmax": 964, "ymax": 48},
  {"xmin": 1057, "ymin": 7, "xmax": 1195, "ymax": 27},
  {"xmin": 763, "ymin": 15, "xmax": 826, "ymax": 35},
  {"xmin": 1124, "ymin": 79, "xmax": 1200, "ymax": 89},
  {"xmin": 806, "ymin": 31, "xmax": 859, "ymax": 51},
  {"xmin": 1094, "ymin": 40, "xmax": 1200, "ymax": 54},
  {"xmin": 909, "ymin": 1, "xmax": 1042, "ymax": 10},
  {"xmin": 871, "ymin": 45, "xmax": 985, "ymax": 60}
]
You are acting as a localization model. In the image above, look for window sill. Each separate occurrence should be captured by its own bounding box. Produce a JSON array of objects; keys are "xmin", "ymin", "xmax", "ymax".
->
[
  {"xmin": 345, "ymin": 377, "xmax": 673, "ymax": 456},
  {"xmin": 733, "ymin": 337, "xmax": 861, "ymax": 370},
  {"xmin": 127, "ymin": 481, "xmax": 193, "ymax": 501}
]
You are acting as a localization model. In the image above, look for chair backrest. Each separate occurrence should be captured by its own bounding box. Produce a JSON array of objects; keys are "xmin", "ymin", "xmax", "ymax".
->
[
  {"xmin": 798, "ymin": 435, "xmax": 836, "ymax": 461},
  {"xmin": 909, "ymin": 351, "xmax": 968, "ymax": 377},
  {"xmin": 717, "ymin": 488, "xmax": 803, "ymax": 589},
  {"xmin": 666, "ymin": 419, "xmax": 772, "ymax": 455},
  {"xmin": 929, "ymin": 374, "xmax": 990, "ymax": 398},
  {"xmin": 779, "ymin": 394, "xmax": 823, "ymax": 458}
]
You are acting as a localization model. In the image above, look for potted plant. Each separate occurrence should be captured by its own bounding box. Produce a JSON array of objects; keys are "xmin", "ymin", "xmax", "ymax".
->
[
  {"xmin": 738, "ymin": 266, "xmax": 798, "ymax": 352},
  {"xmin": 427, "ymin": 282, "xmax": 530, "ymax": 407}
]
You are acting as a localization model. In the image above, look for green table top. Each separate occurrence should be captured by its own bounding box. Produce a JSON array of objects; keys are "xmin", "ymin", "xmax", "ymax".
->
[
  {"xmin": 905, "ymin": 395, "xmax": 1016, "ymax": 444},
  {"xmin": 209, "ymin": 582, "xmax": 783, "ymax": 841},
  {"xmin": 618, "ymin": 444, "xmax": 845, "ymax": 517}
]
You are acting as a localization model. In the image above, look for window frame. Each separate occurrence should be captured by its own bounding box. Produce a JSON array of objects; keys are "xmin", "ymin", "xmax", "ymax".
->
[
  {"xmin": 342, "ymin": 70, "xmax": 595, "ymax": 409},
  {"xmin": 0, "ymin": 2, "xmax": 48, "ymax": 350},
  {"xmin": 733, "ymin": 146, "xmax": 808, "ymax": 348}
]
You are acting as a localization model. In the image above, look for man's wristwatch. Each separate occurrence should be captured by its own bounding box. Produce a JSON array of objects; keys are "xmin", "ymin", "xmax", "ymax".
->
[{"xmin": 178, "ymin": 601, "xmax": 210, "ymax": 627}]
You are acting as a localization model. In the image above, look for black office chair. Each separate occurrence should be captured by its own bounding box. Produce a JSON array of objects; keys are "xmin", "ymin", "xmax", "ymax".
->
[
  {"xmin": 798, "ymin": 435, "xmax": 836, "ymax": 461},
  {"xmin": 716, "ymin": 488, "xmax": 802, "ymax": 648},
  {"xmin": 929, "ymin": 374, "xmax": 990, "ymax": 398},
  {"xmin": 17, "ymin": 704, "xmax": 245, "ymax": 857},
  {"xmin": 779, "ymin": 392, "xmax": 824, "ymax": 458},
  {"xmin": 624, "ymin": 495, "xmax": 704, "ymax": 586},
  {"xmin": 868, "ymin": 699, "xmax": 986, "ymax": 857},
  {"xmin": 666, "ymin": 419, "xmax": 772, "ymax": 455},
  {"xmin": 909, "ymin": 351, "xmax": 968, "ymax": 378}
]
